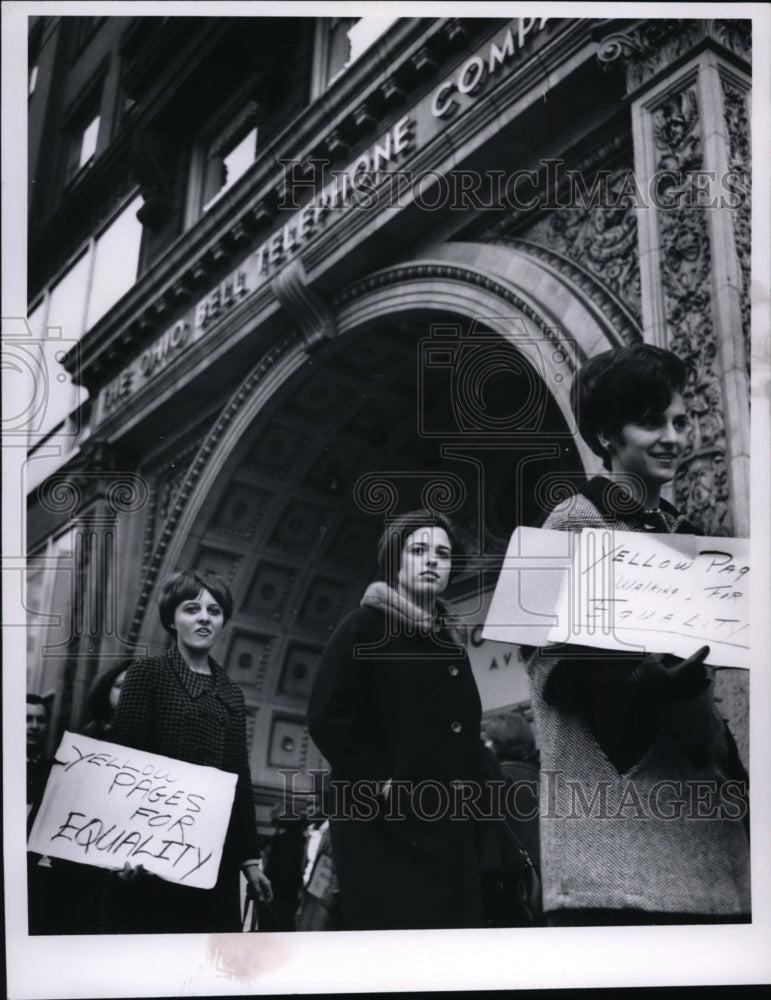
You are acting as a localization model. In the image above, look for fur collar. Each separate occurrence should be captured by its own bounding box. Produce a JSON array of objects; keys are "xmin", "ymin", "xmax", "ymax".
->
[{"xmin": 360, "ymin": 582, "xmax": 467, "ymax": 647}]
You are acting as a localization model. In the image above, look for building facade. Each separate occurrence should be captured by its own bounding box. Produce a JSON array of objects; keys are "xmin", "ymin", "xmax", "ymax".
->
[{"xmin": 23, "ymin": 14, "xmax": 752, "ymax": 831}]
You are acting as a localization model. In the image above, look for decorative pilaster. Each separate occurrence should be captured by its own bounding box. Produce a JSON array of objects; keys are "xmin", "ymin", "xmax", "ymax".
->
[
  {"xmin": 36, "ymin": 442, "xmax": 148, "ymax": 730},
  {"xmin": 598, "ymin": 19, "xmax": 751, "ymax": 537}
]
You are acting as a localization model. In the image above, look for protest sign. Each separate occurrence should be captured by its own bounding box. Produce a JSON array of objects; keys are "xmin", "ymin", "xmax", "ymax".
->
[
  {"xmin": 483, "ymin": 527, "xmax": 750, "ymax": 668},
  {"xmin": 27, "ymin": 733, "xmax": 237, "ymax": 888}
]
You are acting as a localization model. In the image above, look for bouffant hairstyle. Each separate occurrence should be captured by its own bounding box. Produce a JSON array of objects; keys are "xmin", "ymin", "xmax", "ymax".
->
[
  {"xmin": 158, "ymin": 570, "xmax": 234, "ymax": 635},
  {"xmin": 572, "ymin": 344, "xmax": 688, "ymax": 470},
  {"xmin": 376, "ymin": 509, "xmax": 462, "ymax": 587}
]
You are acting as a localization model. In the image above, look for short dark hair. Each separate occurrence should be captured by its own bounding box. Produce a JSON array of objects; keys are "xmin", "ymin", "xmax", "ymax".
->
[
  {"xmin": 572, "ymin": 344, "xmax": 688, "ymax": 470},
  {"xmin": 376, "ymin": 509, "xmax": 462, "ymax": 587},
  {"xmin": 158, "ymin": 570, "xmax": 234, "ymax": 635},
  {"xmin": 26, "ymin": 693, "xmax": 50, "ymax": 720}
]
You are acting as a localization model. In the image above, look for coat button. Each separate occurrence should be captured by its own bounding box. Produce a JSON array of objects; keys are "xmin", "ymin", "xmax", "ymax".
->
[
  {"xmin": 448, "ymin": 665, "xmax": 459, "ymax": 677},
  {"xmin": 450, "ymin": 721, "xmax": 462, "ymax": 733}
]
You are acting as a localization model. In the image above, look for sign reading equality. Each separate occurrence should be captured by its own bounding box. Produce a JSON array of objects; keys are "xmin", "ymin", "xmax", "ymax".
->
[
  {"xmin": 482, "ymin": 527, "xmax": 750, "ymax": 669},
  {"xmin": 27, "ymin": 733, "xmax": 237, "ymax": 888}
]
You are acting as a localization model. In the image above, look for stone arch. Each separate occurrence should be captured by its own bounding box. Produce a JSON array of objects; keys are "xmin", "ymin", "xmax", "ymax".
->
[{"xmin": 134, "ymin": 241, "xmax": 640, "ymax": 646}]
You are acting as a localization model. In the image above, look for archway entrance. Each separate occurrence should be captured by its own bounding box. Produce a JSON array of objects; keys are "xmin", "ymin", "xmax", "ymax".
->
[{"xmin": 139, "ymin": 244, "xmax": 635, "ymax": 828}]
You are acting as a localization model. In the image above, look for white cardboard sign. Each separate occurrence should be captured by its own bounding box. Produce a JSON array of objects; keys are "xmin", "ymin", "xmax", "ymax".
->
[
  {"xmin": 27, "ymin": 733, "xmax": 237, "ymax": 888},
  {"xmin": 482, "ymin": 527, "xmax": 750, "ymax": 668}
]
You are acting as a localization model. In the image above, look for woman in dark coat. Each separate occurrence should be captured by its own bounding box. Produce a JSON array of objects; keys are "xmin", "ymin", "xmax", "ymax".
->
[
  {"xmin": 307, "ymin": 510, "xmax": 493, "ymax": 930},
  {"xmin": 103, "ymin": 570, "xmax": 272, "ymax": 933}
]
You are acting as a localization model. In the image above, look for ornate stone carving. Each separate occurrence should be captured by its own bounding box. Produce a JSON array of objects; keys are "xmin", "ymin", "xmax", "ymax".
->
[
  {"xmin": 596, "ymin": 19, "xmax": 751, "ymax": 93},
  {"xmin": 510, "ymin": 162, "xmax": 642, "ymax": 325},
  {"xmin": 676, "ymin": 450, "xmax": 730, "ymax": 538},
  {"xmin": 272, "ymin": 258, "xmax": 336, "ymax": 351},
  {"xmin": 652, "ymin": 86, "xmax": 731, "ymax": 534},
  {"xmin": 721, "ymin": 77, "xmax": 751, "ymax": 375}
]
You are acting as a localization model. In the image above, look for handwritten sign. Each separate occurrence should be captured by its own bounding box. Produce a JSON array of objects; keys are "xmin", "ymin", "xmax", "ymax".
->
[
  {"xmin": 27, "ymin": 733, "xmax": 237, "ymax": 888},
  {"xmin": 483, "ymin": 527, "xmax": 750, "ymax": 669}
]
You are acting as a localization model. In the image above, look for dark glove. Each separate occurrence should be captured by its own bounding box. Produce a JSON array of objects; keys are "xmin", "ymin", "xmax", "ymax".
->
[{"xmin": 627, "ymin": 645, "xmax": 710, "ymax": 701}]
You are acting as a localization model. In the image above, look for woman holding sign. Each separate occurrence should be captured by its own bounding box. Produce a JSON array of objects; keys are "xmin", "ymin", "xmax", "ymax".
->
[
  {"xmin": 527, "ymin": 344, "xmax": 750, "ymax": 925},
  {"xmin": 103, "ymin": 570, "xmax": 272, "ymax": 933}
]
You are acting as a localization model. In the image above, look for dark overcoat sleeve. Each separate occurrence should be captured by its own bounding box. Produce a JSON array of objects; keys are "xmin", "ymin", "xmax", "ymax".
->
[
  {"xmin": 224, "ymin": 684, "xmax": 261, "ymax": 861},
  {"xmin": 307, "ymin": 607, "xmax": 392, "ymax": 785}
]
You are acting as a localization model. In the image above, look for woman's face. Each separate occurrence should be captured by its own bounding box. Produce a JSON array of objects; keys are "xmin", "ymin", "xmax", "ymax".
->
[
  {"xmin": 396, "ymin": 526, "xmax": 452, "ymax": 605},
  {"xmin": 605, "ymin": 394, "xmax": 689, "ymax": 491},
  {"xmin": 172, "ymin": 588, "xmax": 225, "ymax": 655},
  {"xmin": 108, "ymin": 671, "xmax": 127, "ymax": 713}
]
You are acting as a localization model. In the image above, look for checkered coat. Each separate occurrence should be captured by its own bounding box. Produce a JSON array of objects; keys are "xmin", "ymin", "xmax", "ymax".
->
[{"xmin": 104, "ymin": 645, "xmax": 259, "ymax": 932}]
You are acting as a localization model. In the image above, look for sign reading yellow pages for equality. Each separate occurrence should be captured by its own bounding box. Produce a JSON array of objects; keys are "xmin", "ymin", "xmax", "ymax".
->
[
  {"xmin": 27, "ymin": 733, "xmax": 238, "ymax": 888},
  {"xmin": 482, "ymin": 527, "xmax": 750, "ymax": 669}
]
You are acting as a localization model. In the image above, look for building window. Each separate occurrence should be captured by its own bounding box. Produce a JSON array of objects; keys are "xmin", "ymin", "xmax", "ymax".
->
[
  {"xmin": 85, "ymin": 194, "xmax": 144, "ymax": 330},
  {"xmin": 202, "ymin": 124, "xmax": 259, "ymax": 212},
  {"xmin": 64, "ymin": 110, "xmax": 100, "ymax": 183},
  {"xmin": 187, "ymin": 95, "xmax": 261, "ymax": 222},
  {"xmin": 313, "ymin": 17, "xmax": 399, "ymax": 96}
]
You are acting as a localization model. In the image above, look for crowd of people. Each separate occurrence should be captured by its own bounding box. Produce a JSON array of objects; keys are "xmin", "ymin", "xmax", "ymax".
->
[{"xmin": 26, "ymin": 344, "xmax": 751, "ymax": 934}]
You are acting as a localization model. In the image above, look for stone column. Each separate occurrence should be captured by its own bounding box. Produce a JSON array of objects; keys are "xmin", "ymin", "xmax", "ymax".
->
[
  {"xmin": 598, "ymin": 19, "xmax": 751, "ymax": 538},
  {"xmin": 36, "ymin": 441, "xmax": 148, "ymax": 734}
]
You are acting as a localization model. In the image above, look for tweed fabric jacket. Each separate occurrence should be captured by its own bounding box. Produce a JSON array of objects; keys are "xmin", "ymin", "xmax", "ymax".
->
[
  {"xmin": 104, "ymin": 646, "xmax": 260, "ymax": 932},
  {"xmin": 527, "ymin": 477, "xmax": 751, "ymax": 917}
]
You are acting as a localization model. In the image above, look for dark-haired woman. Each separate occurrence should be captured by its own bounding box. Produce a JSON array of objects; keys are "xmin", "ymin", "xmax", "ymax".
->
[
  {"xmin": 103, "ymin": 571, "xmax": 271, "ymax": 934},
  {"xmin": 527, "ymin": 344, "xmax": 751, "ymax": 925},
  {"xmin": 308, "ymin": 510, "xmax": 497, "ymax": 930}
]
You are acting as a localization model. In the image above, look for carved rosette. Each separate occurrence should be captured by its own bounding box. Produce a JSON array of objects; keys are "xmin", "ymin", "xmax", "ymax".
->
[
  {"xmin": 652, "ymin": 86, "xmax": 731, "ymax": 534},
  {"xmin": 721, "ymin": 78, "xmax": 751, "ymax": 375}
]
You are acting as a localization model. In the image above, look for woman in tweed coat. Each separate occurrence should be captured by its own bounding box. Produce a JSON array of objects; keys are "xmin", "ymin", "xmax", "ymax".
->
[
  {"xmin": 307, "ymin": 510, "xmax": 499, "ymax": 930},
  {"xmin": 527, "ymin": 345, "xmax": 751, "ymax": 925},
  {"xmin": 103, "ymin": 570, "xmax": 271, "ymax": 933}
]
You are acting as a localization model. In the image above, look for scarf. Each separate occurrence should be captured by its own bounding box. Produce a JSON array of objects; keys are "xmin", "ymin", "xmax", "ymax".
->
[{"xmin": 360, "ymin": 581, "xmax": 467, "ymax": 648}]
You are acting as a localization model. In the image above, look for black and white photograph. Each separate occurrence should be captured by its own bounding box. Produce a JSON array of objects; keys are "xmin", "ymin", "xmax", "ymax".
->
[{"xmin": 3, "ymin": 1, "xmax": 770, "ymax": 996}]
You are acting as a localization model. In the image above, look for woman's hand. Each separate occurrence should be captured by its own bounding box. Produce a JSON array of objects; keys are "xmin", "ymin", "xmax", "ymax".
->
[
  {"xmin": 243, "ymin": 863, "xmax": 273, "ymax": 906},
  {"xmin": 116, "ymin": 862, "xmax": 149, "ymax": 882},
  {"xmin": 627, "ymin": 645, "xmax": 710, "ymax": 700}
]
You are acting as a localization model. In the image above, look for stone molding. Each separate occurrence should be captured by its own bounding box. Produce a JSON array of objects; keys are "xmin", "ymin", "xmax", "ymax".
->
[{"xmin": 596, "ymin": 18, "xmax": 751, "ymax": 95}]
